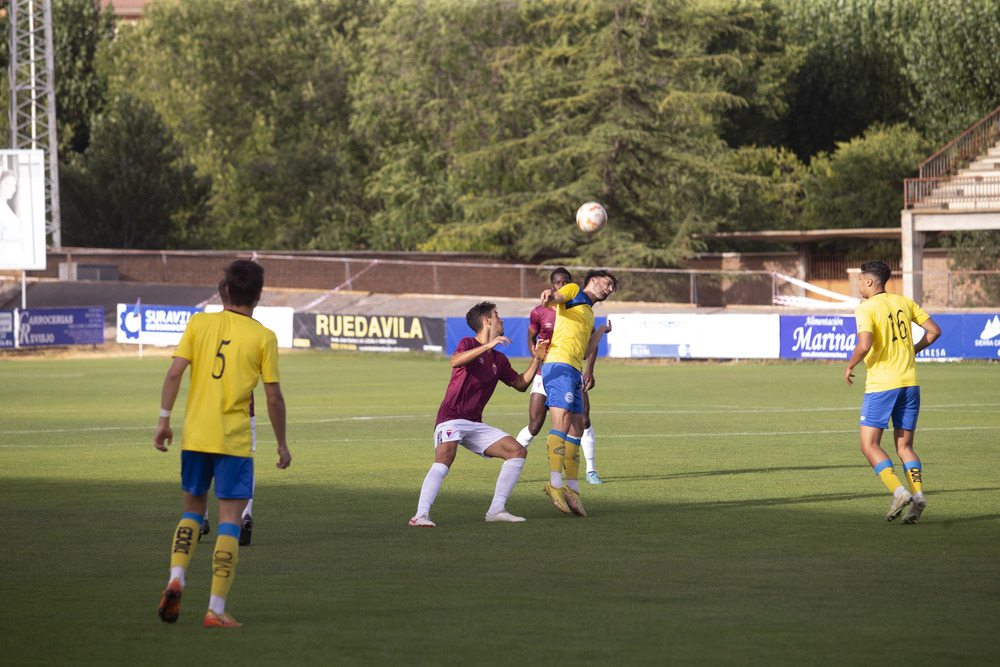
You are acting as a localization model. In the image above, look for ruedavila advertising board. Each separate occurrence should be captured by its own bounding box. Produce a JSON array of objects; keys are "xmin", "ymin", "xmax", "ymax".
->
[
  {"xmin": 13, "ymin": 307, "xmax": 104, "ymax": 347},
  {"xmin": 293, "ymin": 312, "xmax": 445, "ymax": 353}
]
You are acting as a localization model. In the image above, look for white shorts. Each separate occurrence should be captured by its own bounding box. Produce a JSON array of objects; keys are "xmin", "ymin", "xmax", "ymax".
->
[
  {"xmin": 530, "ymin": 373, "xmax": 547, "ymax": 396},
  {"xmin": 434, "ymin": 419, "xmax": 510, "ymax": 458}
]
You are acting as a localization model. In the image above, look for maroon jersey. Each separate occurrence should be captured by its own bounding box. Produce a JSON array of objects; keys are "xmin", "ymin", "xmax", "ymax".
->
[
  {"xmin": 528, "ymin": 304, "xmax": 556, "ymax": 375},
  {"xmin": 529, "ymin": 304, "xmax": 557, "ymax": 342},
  {"xmin": 435, "ymin": 337, "xmax": 519, "ymax": 426}
]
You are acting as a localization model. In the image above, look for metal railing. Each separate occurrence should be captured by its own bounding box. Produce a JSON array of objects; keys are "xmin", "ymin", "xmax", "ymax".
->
[
  {"xmin": 919, "ymin": 105, "xmax": 1000, "ymax": 179},
  {"xmin": 905, "ymin": 105, "xmax": 1000, "ymax": 209},
  {"xmin": 904, "ymin": 175, "xmax": 1000, "ymax": 210}
]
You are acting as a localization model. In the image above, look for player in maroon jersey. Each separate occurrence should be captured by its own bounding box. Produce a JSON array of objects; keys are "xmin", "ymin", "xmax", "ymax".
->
[{"xmin": 409, "ymin": 302, "xmax": 549, "ymax": 526}]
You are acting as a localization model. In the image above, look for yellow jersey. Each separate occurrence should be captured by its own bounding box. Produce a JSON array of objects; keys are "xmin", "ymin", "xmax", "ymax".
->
[
  {"xmin": 174, "ymin": 310, "xmax": 280, "ymax": 456},
  {"xmin": 544, "ymin": 283, "xmax": 594, "ymax": 371},
  {"xmin": 854, "ymin": 292, "xmax": 930, "ymax": 392}
]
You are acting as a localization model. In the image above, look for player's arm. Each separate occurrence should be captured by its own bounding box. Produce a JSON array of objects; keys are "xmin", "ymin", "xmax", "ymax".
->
[
  {"xmin": 154, "ymin": 356, "xmax": 190, "ymax": 451},
  {"xmin": 451, "ymin": 336, "xmax": 511, "ymax": 368},
  {"xmin": 511, "ymin": 338, "xmax": 550, "ymax": 391},
  {"xmin": 263, "ymin": 381, "xmax": 291, "ymax": 469},
  {"xmin": 913, "ymin": 316, "xmax": 941, "ymax": 354},
  {"xmin": 583, "ymin": 342, "xmax": 598, "ymax": 391},
  {"xmin": 541, "ymin": 289, "xmax": 566, "ymax": 309},
  {"xmin": 527, "ymin": 322, "xmax": 539, "ymax": 350},
  {"xmin": 584, "ymin": 320, "xmax": 612, "ymax": 362},
  {"xmin": 844, "ymin": 331, "xmax": 872, "ymax": 386}
]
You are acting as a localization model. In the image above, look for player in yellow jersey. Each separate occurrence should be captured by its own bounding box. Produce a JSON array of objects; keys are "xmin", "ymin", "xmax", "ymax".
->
[
  {"xmin": 845, "ymin": 261, "xmax": 940, "ymax": 524},
  {"xmin": 199, "ymin": 278, "xmax": 259, "ymax": 547},
  {"xmin": 154, "ymin": 259, "xmax": 291, "ymax": 627},
  {"xmin": 539, "ymin": 269, "xmax": 617, "ymax": 516}
]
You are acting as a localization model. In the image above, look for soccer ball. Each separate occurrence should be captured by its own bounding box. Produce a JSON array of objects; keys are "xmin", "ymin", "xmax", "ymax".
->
[{"xmin": 576, "ymin": 202, "xmax": 607, "ymax": 233}]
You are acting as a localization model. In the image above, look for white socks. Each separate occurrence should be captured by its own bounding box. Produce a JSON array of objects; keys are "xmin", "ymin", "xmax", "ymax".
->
[
  {"xmin": 209, "ymin": 594, "xmax": 226, "ymax": 614},
  {"xmin": 416, "ymin": 462, "xmax": 449, "ymax": 517},
  {"xmin": 582, "ymin": 426, "xmax": 596, "ymax": 473},
  {"xmin": 488, "ymin": 458, "xmax": 526, "ymax": 515},
  {"xmin": 516, "ymin": 425, "xmax": 534, "ymax": 448}
]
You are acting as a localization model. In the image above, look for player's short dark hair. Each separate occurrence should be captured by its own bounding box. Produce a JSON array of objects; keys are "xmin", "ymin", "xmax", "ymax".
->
[
  {"xmin": 550, "ymin": 267, "xmax": 572, "ymax": 284},
  {"xmin": 859, "ymin": 261, "xmax": 891, "ymax": 287},
  {"xmin": 218, "ymin": 278, "xmax": 230, "ymax": 305},
  {"xmin": 224, "ymin": 259, "xmax": 264, "ymax": 307},
  {"xmin": 583, "ymin": 268, "xmax": 619, "ymax": 292},
  {"xmin": 466, "ymin": 301, "xmax": 497, "ymax": 333}
]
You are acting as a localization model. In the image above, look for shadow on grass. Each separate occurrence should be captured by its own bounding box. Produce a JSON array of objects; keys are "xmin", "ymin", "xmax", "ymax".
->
[
  {"xmin": 611, "ymin": 463, "xmax": 858, "ymax": 482},
  {"xmin": 3, "ymin": 475, "xmax": 999, "ymax": 667}
]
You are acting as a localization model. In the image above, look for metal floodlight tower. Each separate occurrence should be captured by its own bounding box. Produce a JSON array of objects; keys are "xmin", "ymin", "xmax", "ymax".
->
[{"xmin": 8, "ymin": 0, "xmax": 61, "ymax": 248}]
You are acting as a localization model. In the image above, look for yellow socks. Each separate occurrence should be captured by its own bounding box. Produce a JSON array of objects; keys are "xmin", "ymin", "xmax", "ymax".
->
[
  {"xmin": 563, "ymin": 435, "xmax": 582, "ymax": 482},
  {"xmin": 169, "ymin": 512, "xmax": 203, "ymax": 576},
  {"xmin": 873, "ymin": 459, "xmax": 904, "ymax": 493},
  {"xmin": 210, "ymin": 523, "xmax": 241, "ymax": 602},
  {"xmin": 546, "ymin": 431, "xmax": 567, "ymax": 483},
  {"xmin": 903, "ymin": 461, "xmax": 923, "ymax": 495}
]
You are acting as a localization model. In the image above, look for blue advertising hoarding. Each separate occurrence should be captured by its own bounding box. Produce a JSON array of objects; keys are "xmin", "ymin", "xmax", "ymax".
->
[
  {"xmin": 957, "ymin": 313, "xmax": 1000, "ymax": 359},
  {"xmin": 117, "ymin": 303, "xmax": 202, "ymax": 346},
  {"xmin": 0, "ymin": 310, "xmax": 14, "ymax": 348},
  {"xmin": 779, "ymin": 315, "xmax": 856, "ymax": 360},
  {"xmin": 778, "ymin": 312, "xmax": 994, "ymax": 360},
  {"xmin": 10, "ymin": 307, "xmax": 105, "ymax": 347},
  {"xmin": 445, "ymin": 316, "xmax": 609, "ymax": 358}
]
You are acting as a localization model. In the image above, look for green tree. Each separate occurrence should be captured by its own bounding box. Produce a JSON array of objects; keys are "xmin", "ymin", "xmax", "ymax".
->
[
  {"xmin": 61, "ymin": 94, "xmax": 211, "ymax": 249},
  {"xmin": 354, "ymin": 0, "xmax": 762, "ymax": 266},
  {"xmin": 108, "ymin": 0, "xmax": 371, "ymax": 249},
  {"xmin": 52, "ymin": 0, "xmax": 117, "ymax": 155},
  {"xmin": 901, "ymin": 0, "xmax": 1000, "ymax": 143},
  {"xmin": 716, "ymin": 145, "xmax": 806, "ymax": 240},
  {"xmin": 1, "ymin": 0, "xmax": 115, "ymax": 152},
  {"xmin": 802, "ymin": 123, "xmax": 931, "ymax": 234},
  {"xmin": 778, "ymin": 0, "xmax": 915, "ymax": 160}
]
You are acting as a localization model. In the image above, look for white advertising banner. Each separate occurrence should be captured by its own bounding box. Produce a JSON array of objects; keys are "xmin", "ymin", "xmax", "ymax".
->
[
  {"xmin": 606, "ymin": 313, "xmax": 780, "ymax": 359},
  {"xmin": 0, "ymin": 149, "xmax": 47, "ymax": 270},
  {"xmin": 204, "ymin": 304, "xmax": 293, "ymax": 348},
  {"xmin": 117, "ymin": 303, "xmax": 293, "ymax": 348}
]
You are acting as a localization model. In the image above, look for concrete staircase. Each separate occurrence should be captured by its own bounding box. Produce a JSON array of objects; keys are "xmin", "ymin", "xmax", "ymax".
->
[{"xmin": 917, "ymin": 142, "xmax": 1000, "ymax": 210}]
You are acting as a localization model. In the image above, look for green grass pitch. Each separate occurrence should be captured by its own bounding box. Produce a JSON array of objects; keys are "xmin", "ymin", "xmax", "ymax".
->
[{"xmin": 1, "ymin": 352, "xmax": 998, "ymax": 665}]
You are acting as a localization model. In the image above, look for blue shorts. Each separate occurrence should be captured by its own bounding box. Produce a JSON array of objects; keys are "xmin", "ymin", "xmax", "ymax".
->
[
  {"xmin": 859, "ymin": 386, "xmax": 920, "ymax": 430},
  {"xmin": 181, "ymin": 450, "xmax": 254, "ymax": 499},
  {"xmin": 541, "ymin": 362, "xmax": 584, "ymax": 414}
]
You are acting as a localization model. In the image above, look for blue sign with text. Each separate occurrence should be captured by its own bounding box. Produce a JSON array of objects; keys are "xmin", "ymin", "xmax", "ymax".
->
[{"xmin": 15, "ymin": 307, "xmax": 104, "ymax": 347}]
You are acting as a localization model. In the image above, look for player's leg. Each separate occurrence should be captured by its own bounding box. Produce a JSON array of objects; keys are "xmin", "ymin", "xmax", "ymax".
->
[
  {"xmin": 859, "ymin": 390, "xmax": 911, "ymax": 521},
  {"xmin": 483, "ymin": 435, "xmax": 528, "ymax": 521},
  {"xmin": 893, "ymin": 387, "xmax": 925, "ymax": 524},
  {"xmin": 516, "ymin": 375, "xmax": 547, "ymax": 447},
  {"xmin": 239, "ymin": 475, "xmax": 255, "ymax": 546},
  {"xmin": 561, "ymin": 412, "xmax": 587, "ymax": 516},
  {"xmin": 581, "ymin": 390, "xmax": 601, "ymax": 484},
  {"xmin": 204, "ymin": 455, "xmax": 252, "ymax": 628},
  {"xmin": 240, "ymin": 415, "xmax": 256, "ymax": 546},
  {"xmin": 160, "ymin": 452, "xmax": 212, "ymax": 623},
  {"xmin": 410, "ymin": 425, "xmax": 460, "ymax": 526}
]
